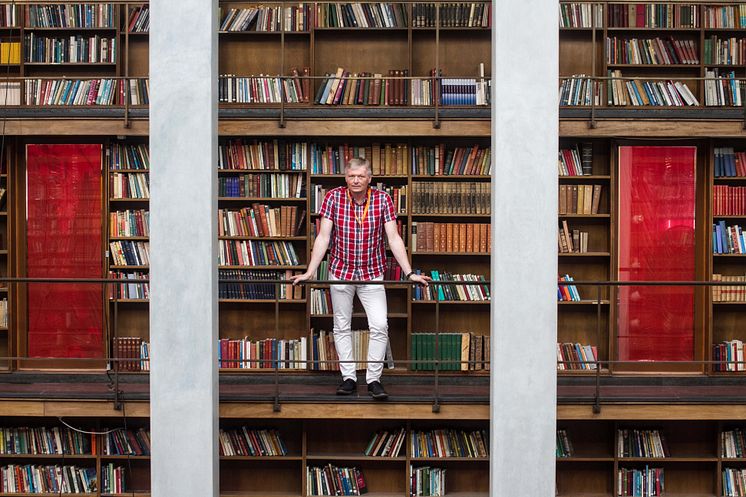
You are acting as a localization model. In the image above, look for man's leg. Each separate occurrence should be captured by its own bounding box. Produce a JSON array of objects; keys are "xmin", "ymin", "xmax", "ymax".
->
[
  {"xmin": 330, "ymin": 275, "xmax": 357, "ymax": 383},
  {"xmin": 357, "ymin": 276, "xmax": 388, "ymax": 385}
]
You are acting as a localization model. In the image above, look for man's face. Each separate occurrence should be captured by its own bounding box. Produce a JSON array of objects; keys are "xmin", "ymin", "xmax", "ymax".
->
[{"xmin": 345, "ymin": 165, "xmax": 372, "ymax": 195}]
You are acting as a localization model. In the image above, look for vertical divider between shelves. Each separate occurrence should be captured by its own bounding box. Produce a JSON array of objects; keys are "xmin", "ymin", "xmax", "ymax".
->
[
  {"xmin": 302, "ymin": 418, "xmax": 308, "ymax": 497},
  {"xmin": 405, "ymin": 420, "xmax": 411, "ymax": 497}
]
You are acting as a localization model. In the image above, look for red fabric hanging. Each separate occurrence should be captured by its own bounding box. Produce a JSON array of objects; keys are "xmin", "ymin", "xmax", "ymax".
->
[
  {"xmin": 617, "ymin": 146, "xmax": 696, "ymax": 362},
  {"xmin": 26, "ymin": 144, "xmax": 103, "ymax": 359}
]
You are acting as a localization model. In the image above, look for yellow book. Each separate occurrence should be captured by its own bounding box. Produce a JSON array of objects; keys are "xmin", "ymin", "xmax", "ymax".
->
[{"xmin": 0, "ymin": 42, "xmax": 20, "ymax": 64}]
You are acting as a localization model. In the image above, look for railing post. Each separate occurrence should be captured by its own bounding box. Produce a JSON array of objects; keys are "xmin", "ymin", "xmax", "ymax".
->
[
  {"xmin": 593, "ymin": 284, "xmax": 602, "ymax": 413},
  {"xmin": 274, "ymin": 281, "xmax": 282, "ymax": 411},
  {"xmin": 432, "ymin": 294, "xmax": 440, "ymax": 413}
]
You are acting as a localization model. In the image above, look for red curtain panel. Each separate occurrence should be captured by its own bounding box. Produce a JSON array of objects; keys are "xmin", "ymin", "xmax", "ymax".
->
[
  {"xmin": 617, "ymin": 146, "xmax": 696, "ymax": 362},
  {"xmin": 26, "ymin": 144, "xmax": 103, "ymax": 358}
]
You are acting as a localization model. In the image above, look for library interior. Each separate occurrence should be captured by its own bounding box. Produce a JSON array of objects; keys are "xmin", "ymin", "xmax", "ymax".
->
[{"xmin": 0, "ymin": 1, "xmax": 745, "ymax": 496}]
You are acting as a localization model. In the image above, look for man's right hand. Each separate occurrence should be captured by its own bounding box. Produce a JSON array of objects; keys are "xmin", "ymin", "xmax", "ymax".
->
[{"xmin": 289, "ymin": 272, "xmax": 312, "ymax": 286}]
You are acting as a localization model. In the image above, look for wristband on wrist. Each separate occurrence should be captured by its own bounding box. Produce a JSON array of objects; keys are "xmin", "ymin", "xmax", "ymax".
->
[{"xmin": 406, "ymin": 271, "xmax": 415, "ymax": 280}]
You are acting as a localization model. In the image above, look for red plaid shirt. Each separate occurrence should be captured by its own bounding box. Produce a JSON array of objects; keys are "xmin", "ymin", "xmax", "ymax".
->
[{"xmin": 319, "ymin": 186, "xmax": 396, "ymax": 280}]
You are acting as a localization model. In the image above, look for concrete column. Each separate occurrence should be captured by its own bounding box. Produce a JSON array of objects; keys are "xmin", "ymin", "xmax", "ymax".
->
[
  {"xmin": 491, "ymin": 0, "xmax": 558, "ymax": 496},
  {"xmin": 149, "ymin": 1, "xmax": 218, "ymax": 497}
]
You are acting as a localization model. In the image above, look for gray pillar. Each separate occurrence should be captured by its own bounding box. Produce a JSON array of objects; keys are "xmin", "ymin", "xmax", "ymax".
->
[
  {"xmin": 491, "ymin": 0, "xmax": 558, "ymax": 496},
  {"xmin": 149, "ymin": 1, "xmax": 218, "ymax": 497}
]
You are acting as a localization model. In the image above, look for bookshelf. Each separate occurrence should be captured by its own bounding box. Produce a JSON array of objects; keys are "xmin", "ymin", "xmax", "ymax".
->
[
  {"xmin": 0, "ymin": 416, "xmax": 491, "ymax": 497},
  {"xmin": 0, "ymin": 1, "xmax": 493, "ymax": 108},
  {"xmin": 0, "ymin": 144, "xmax": 9, "ymax": 371},
  {"xmin": 558, "ymin": 1, "xmax": 746, "ymax": 109}
]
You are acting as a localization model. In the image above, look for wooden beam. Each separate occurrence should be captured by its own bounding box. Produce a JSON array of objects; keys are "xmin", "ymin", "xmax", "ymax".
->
[
  {"xmin": 560, "ymin": 119, "xmax": 746, "ymax": 138},
  {"xmin": 0, "ymin": 119, "xmax": 491, "ymax": 137},
  {"xmin": 558, "ymin": 404, "xmax": 746, "ymax": 420}
]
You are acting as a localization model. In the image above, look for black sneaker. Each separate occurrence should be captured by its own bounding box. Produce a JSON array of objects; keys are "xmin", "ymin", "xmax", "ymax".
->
[
  {"xmin": 336, "ymin": 379, "xmax": 357, "ymax": 395},
  {"xmin": 367, "ymin": 381, "xmax": 389, "ymax": 400}
]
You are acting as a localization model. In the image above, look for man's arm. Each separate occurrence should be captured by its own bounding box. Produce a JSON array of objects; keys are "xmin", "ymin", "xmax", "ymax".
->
[
  {"xmin": 290, "ymin": 217, "xmax": 333, "ymax": 285},
  {"xmin": 384, "ymin": 220, "xmax": 430, "ymax": 286}
]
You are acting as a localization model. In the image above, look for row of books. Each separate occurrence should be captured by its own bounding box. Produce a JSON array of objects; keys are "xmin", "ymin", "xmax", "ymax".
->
[
  {"xmin": 315, "ymin": 68, "xmax": 409, "ymax": 106},
  {"xmin": 219, "ymin": 173, "xmax": 305, "ymax": 199},
  {"xmin": 218, "ymin": 428, "xmax": 287, "ymax": 456},
  {"xmin": 314, "ymin": 2, "xmax": 407, "ymax": 28},
  {"xmin": 607, "ymin": 4, "xmax": 698, "ymax": 28},
  {"xmin": 413, "ymin": 144, "xmax": 491, "ymax": 176},
  {"xmin": 109, "ymin": 271, "xmax": 149, "ymax": 300},
  {"xmin": 559, "ymin": 184, "xmax": 603, "ymax": 216},
  {"xmin": 618, "ymin": 467, "xmax": 664, "ymax": 497},
  {"xmin": 713, "ymin": 185, "xmax": 746, "ymax": 216},
  {"xmin": 704, "ymin": 5, "xmax": 746, "ymax": 29},
  {"xmin": 113, "ymin": 337, "xmax": 149, "ymax": 371},
  {"xmin": 219, "ymin": 337, "xmax": 307, "ymax": 369},
  {"xmin": 218, "ymin": 269, "xmax": 304, "ymax": 301},
  {"xmin": 605, "ymin": 36, "xmax": 699, "ymax": 65},
  {"xmin": 714, "ymin": 147, "xmax": 746, "ymax": 178},
  {"xmin": 23, "ymin": 34, "xmax": 116, "ymax": 64},
  {"xmin": 310, "ymin": 288, "xmax": 333, "ymax": 314},
  {"xmin": 412, "ymin": 2, "xmax": 491, "ymax": 28},
  {"xmin": 220, "ymin": 4, "xmax": 310, "ymax": 32},
  {"xmin": 0, "ymin": 41, "xmax": 20, "ymax": 64},
  {"xmin": 440, "ymin": 77, "xmax": 490, "ymax": 106},
  {"xmin": 101, "ymin": 463, "xmax": 125, "ymax": 494},
  {"xmin": 364, "ymin": 428, "xmax": 406, "ymax": 457},
  {"xmin": 308, "ymin": 329, "xmax": 395, "ymax": 371},
  {"xmin": 558, "ymin": 223, "xmax": 590, "ymax": 254},
  {"xmin": 411, "ymin": 332, "xmax": 490, "ymax": 371},
  {"xmin": 558, "ymin": 274, "xmax": 581, "ymax": 302},
  {"xmin": 558, "ymin": 75, "xmax": 601, "ymax": 107},
  {"xmin": 311, "ymin": 143, "xmax": 409, "ymax": 176},
  {"xmin": 218, "ymin": 205, "xmax": 303, "ymax": 238},
  {"xmin": 411, "ymin": 182, "xmax": 490, "ymax": 214},
  {"xmin": 411, "ymin": 466, "xmax": 445, "ymax": 496},
  {"xmin": 126, "ymin": 5, "xmax": 149, "ymax": 33},
  {"xmin": 110, "ymin": 172, "xmax": 149, "ymax": 199},
  {"xmin": 109, "ymin": 143, "xmax": 149, "ymax": 170},
  {"xmin": 23, "ymin": 78, "xmax": 137, "ymax": 106},
  {"xmin": 713, "ymin": 222, "xmax": 746, "ymax": 255},
  {"xmin": 307, "ymin": 465, "xmax": 367, "ymax": 496},
  {"xmin": 723, "ymin": 468, "xmax": 746, "ymax": 497},
  {"xmin": 608, "ymin": 71, "xmax": 699, "ymax": 107},
  {"xmin": 704, "ymin": 70, "xmax": 742, "ymax": 107},
  {"xmin": 617, "ymin": 429, "xmax": 670, "ymax": 458},
  {"xmin": 110, "ymin": 240, "xmax": 149, "ymax": 267},
  {"xmin": 722, "ymin": 428, "xmax": 746, "ymax": 458},
  {"xmin": 0, "ymin": 427, "xmax": 91, "ymax": 455},
  {"xmin": 558, "ymin": 144, "xmax": 593, "ymax": 177},
  {"xmin": 0, "ymin": 4, "xmax": 16, "ymax": 27},
  {"xmin": 704, "ymin": 36, "xmax": 746, "ymax": 66},
  {"xmin": 110, "ymin": 209, "xmax": 148, "ymax": 237},
  {"xmin": 24, "ymin": 4, "xmax": 116, "ymax": 28},
  {"xmin": 411, "ymin": 271, "xmax": 490, "ymax": 302},
  {"xmin": 713, "ymin": 340, "xmax": 745, "ymax": 372},
  {"xmin": 104, "ymin": 428, "xmax": 150, "ymax": 456},
  {"xmin": 556, "ymin": 429, "xmax": 574, "ymax": 457},
  {"xmin": 711, "ymin": 274, "xmax": 746, "ymax": 303},
  {"xmin": 410, "ymin": 429, "xmax": 488, "ymax": 458},
  {"xmin": 218, "ymin": 140, "xmax": 308, "ymax": 171},
  {"xmin": 556, "ymin": 342, "xmax": 598, "ymax": 370},
  {"xmin": 0, "ymin": 465, "xmax": 97, "ymax": 494},
  {"xmin": 218, "ymin": 74, "xmax": 309, "ymax": 104},
  {"xmin": 411, "ymin": 222, "xmax": 490, "ymax": 254},
  {"xmin": 218, "ymin": 239, "xmax": 301, "ymax": 266},
  {"xmin": 559, "ymin": 3, "xmax": 602, "ymax": 28},
  {"xmin": 379, "ymin": 184, "xmax": 407, "ymax": 214}
]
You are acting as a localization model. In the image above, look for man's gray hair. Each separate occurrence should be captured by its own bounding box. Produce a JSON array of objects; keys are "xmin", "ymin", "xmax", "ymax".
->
[{"xmin": 345, "ymin": 157, "xmax": 372, "ymax": 176}]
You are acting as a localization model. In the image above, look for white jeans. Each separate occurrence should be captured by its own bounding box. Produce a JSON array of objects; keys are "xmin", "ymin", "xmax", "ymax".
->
[{"xmin": 329, "ymin": 274, "xmax": 388, "ymax": 384}]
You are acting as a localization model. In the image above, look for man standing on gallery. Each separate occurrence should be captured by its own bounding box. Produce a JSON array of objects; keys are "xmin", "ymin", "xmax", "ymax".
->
[{"xmin": 291, "ymin": 157, "xmax": 430, "ymax": 400}]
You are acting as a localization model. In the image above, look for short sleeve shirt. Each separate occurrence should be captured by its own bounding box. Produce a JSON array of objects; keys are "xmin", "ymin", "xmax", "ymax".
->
[{"xmin": 319, "ymin": 186, "xmax": 396, "ymax": 280}]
